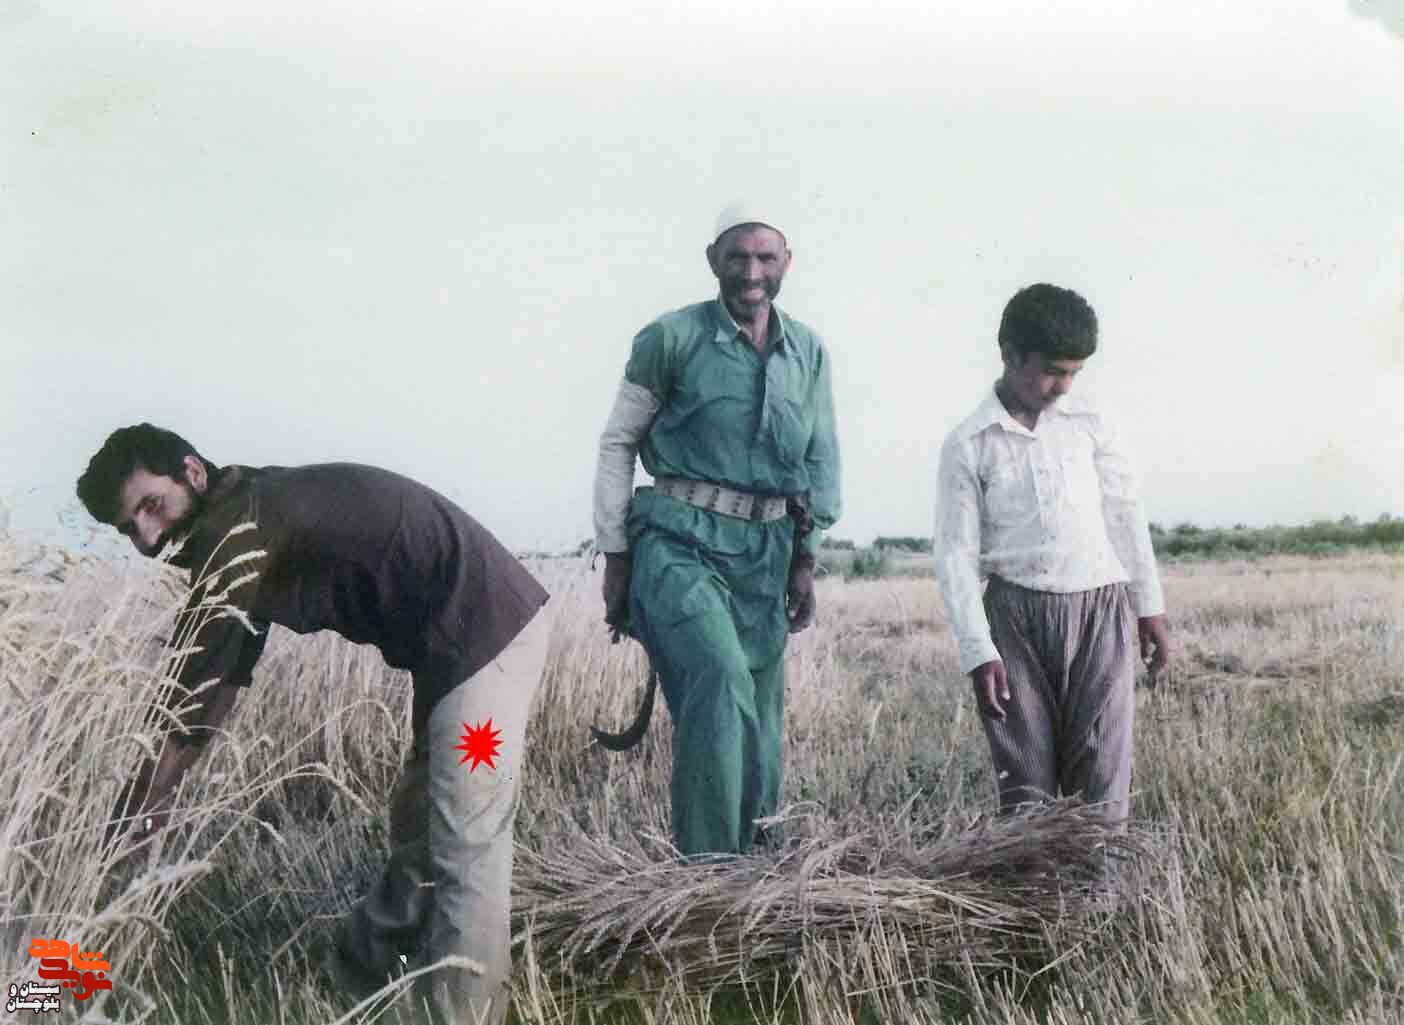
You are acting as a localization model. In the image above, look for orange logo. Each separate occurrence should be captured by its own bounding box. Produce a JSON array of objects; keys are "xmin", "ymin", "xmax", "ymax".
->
[
  {"xmin": 454, "ymin": 718, "xmax": 503, "ymax": 772},
  {"xmin": 8, "ymin": 938, "xmax": 114, "ymax": 1011}
]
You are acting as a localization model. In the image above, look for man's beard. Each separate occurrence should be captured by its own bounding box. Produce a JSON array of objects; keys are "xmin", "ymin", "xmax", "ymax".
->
[{"xmin": 159, "ymin": 480, "xmax": 207, "ymax": 559}]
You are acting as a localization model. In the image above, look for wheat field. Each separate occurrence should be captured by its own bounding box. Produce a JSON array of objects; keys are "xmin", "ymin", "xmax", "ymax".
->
[{"xmin": 1, "ymin": 535, "xmax": 1402, "ymax": 1024}]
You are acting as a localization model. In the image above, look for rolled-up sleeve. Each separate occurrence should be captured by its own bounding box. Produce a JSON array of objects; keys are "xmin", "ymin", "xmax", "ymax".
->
[
  {"xmin": 594, "ymin": 323, "xmax": 669, "ymax": 553},
  {"xmin": 801, "ymin": 341, "xmax": 842, "ymax": 557},
  {"xmin": 934, "ymin": 434, "xmax": 999, "ymax": 674},
  {"xmin": 163, "ymin": 526, "xmax": 269, "ymax": 746},
  {"xmin": 593, "ymin": 378, "xmax": 660, "ymax": 554},
  {"xmin": 1093, "ymin": 412, "xmax": 1165, "ymax": 618}
]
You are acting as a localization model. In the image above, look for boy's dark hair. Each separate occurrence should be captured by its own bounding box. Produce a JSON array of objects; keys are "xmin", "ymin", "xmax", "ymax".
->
[
  {"xmin": 998, "ymin": 283, "xmax": 1098, "ymax": 361},
  {"xmin": 76, "ymin": 424, "xmax": 211, "ymax": 524}
]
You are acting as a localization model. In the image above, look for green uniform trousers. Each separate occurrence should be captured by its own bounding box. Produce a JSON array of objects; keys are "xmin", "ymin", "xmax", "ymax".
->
[{"xmin": 627, "ymin": 511, "xmax": 794, "ymax": 856}]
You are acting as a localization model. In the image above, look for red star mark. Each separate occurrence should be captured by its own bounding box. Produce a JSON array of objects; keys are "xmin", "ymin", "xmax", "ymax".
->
[{"xmin": 455, "ymin": 718, "xmax": 503, "ymax": 772}]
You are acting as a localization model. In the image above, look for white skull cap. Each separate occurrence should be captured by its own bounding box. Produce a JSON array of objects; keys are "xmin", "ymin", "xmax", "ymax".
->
[{"xmin": 713, "ymin": 201, "xmax": 787, "ymax": 245}]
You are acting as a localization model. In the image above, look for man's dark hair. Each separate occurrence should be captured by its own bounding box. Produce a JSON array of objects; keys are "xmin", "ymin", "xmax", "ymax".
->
[
  {"xmin": 998, "ymin": 283, "xmax": 1098, "ymax": 361},
  {"xmin": 76, "ymin": 424, "xmax": 211, "ymax": 524}
]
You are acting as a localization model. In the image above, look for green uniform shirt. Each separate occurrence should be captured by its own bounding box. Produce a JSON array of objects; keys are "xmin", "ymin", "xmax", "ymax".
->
[{"xmin": 624, "ymin": 299, "xmax": 841, "ymax": 555}]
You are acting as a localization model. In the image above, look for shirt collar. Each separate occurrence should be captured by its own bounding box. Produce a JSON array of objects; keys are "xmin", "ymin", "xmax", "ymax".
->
[
  {"xmin": 711, "ymin": 298, "xmax": 790, "ymax": 350},
  {"xmin": 205, "ymin": 464, "xmax": 245, "ymax": 504},
  {"xmin": 959, "ymin": 385, "xmax": 1040, "ymax": 440},
  {"xmin": 166, "ymin": 464, "xmax": 247, "ymax": 570}
]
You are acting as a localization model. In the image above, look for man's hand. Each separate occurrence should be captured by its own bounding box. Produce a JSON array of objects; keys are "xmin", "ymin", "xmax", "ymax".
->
[
  {"xmin": 970, "ymin": 659, "xmax": 1010, "ymax": 720},
  {"xmin": 786, "ymin": 553, "xmax": 816, "ymax": 633},
  {"xmin": 104, "ymin": 762, "xmax": 153, "ymax": 846},
  {"xmin": 104, "ymin": 770, "xmax": 172, "ymax": 848},
  {"xmin": 1138, "ymin": 614, "xmax": 1170, "ymax": 686},
  {"xmin": 602, "ymin": 552, "xmax": 633, "ymax": 641},
  {"xmin": 106, "ymin": 799, "xmax": 173, "ymax": 848},
  {"xmin": 103, "ymin": 728, "xmax": 207, "ymax": 848}
]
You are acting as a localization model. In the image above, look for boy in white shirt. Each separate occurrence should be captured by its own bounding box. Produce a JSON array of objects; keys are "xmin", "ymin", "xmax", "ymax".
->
[{"xmin": 934, "ymin": 283, "xmax": 1169, "ymax": 823}]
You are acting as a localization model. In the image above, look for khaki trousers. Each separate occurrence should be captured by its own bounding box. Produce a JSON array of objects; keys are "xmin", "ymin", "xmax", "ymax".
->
[
  {"xmin": 980, "ymin": 577, "xmax": 1135, "ymax": 824},
  {"xmin": 341, "ymin": 607, "xmax": 549, "ymax": 1025}
]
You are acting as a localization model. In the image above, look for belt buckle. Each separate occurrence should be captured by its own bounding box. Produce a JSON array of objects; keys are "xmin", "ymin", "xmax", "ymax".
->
[{"xmin": 750, "ymin": 497, "xmax": 768, "ymax": 522}]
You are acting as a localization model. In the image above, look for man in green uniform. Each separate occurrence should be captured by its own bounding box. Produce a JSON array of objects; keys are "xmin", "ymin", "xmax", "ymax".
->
[{"xmin": 593, "ymin": 202, "xmax": 842, "ymax": 856}]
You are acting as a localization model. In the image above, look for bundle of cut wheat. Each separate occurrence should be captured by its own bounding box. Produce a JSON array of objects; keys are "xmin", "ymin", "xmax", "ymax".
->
[{"xmin": 513, "ymin": 800, "xmax": 1151, "ymax": 997}]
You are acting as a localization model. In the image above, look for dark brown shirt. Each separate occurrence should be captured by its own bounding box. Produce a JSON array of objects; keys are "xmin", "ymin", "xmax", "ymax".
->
[{"xmin": 169, "ymin": 463, "xmax": 548, "ymax": 733}]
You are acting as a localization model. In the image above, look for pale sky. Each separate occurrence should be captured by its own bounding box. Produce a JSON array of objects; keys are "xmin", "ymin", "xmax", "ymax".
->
[{"xmin": 4, "ymin": 0, "xmax": 1403, "ymax": 552}]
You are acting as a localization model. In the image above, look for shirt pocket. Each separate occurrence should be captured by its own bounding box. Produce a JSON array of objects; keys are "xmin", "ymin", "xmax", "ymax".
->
[
  {"xmin": 980, "ymin": 457, "xmax": 1028, "ymax": 527},
  {"xmin": 770, "ymin": 393, "xmax": 813, "ymax": 468},
  {"xmin": 1058, "ymin": 442, "xmax": 1101, "ymax": 511},
  {"xmin": 684, "ymin": 356, "xmax": 759, "ymax": 407},
  {"xmin": 667, "ymin": 365, "xmax": 756, "ymax": 458}
]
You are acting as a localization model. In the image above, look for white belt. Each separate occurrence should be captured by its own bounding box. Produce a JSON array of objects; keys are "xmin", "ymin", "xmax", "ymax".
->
[{"xmin": 652, "ymin": 476, "xmax": 788, "ymax": 522}]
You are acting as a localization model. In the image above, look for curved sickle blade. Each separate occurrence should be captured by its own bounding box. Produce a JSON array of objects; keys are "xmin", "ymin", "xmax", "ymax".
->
[{"xmin": 590, "ymin": 665, "xmax": 659, "ymax": 751}]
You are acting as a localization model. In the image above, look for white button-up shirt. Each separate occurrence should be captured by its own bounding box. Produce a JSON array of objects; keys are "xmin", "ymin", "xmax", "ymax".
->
[{"xmin": 934, "ymin": 387, "xmax": 1165, "ymax": 674}]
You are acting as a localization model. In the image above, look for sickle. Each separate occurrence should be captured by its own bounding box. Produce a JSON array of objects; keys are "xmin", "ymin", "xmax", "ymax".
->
[{"xmin": 590, "ymin": 653, "xmax": 659, "ymax": 752}]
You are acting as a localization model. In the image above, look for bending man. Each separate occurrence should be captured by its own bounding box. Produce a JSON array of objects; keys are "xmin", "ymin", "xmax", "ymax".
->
[{"xmin": 78, "ymin": 424, "xmax": 549, "ymax": 1025}]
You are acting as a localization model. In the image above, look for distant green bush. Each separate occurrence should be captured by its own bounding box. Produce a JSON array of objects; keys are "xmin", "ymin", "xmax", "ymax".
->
[
  {"xmin": 874, "ymin": 536, "xmax": 932, "ymax": 553},
  {"xmin": 810, "ymin": 516, "xmax": 1402, "ymax": 576},
  {"xmin": 846, "ymin": 547, "xmax": 892, "ymax": 579},
  {"xmin": 1150, "ymin": 514, "xmax": 1404, "ymax": 560}
]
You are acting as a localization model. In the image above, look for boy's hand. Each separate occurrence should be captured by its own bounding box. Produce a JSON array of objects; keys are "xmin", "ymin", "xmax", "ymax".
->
[
  {"xmin": 1138, "ymin": 614, "xmax": 1170, "ymax": 685},
  {"xmin": 970, "ymin": 660, "xmax": 1010, "ymax": 720}
]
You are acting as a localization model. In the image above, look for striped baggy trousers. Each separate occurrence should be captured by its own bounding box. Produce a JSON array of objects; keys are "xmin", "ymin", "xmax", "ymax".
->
[{"xmin": 980, "ymin": 576, "xmax": 1136, "ymax": 824}]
